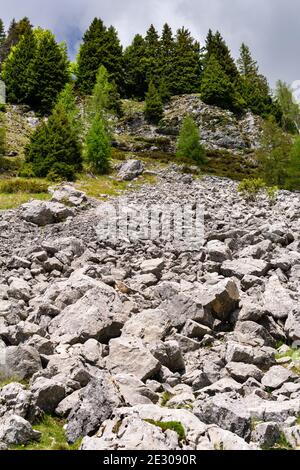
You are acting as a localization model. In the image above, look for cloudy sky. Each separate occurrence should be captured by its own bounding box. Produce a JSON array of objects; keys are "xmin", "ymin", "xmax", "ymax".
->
[{"xmin": 1, "ymin": 0, "xmax": 299, "ymax": 88}]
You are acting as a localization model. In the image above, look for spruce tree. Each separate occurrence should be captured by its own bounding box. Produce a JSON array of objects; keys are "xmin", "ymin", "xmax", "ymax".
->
[
  {"xmin": 124, "ymin": 34, "xmax": 147, "ymax": 98},
  {"xmin": 1, "ymin": 30, "xmax": 36, "ymax": 104},
  {"xmin": 28, "ymin": 30, "xmax": 70, "ymax": 113},
  {"xmin": 76, "ymin": 18, "xmax": 123, "ymax": 95},
  {"xmin": 237, "ymin": 43, "xmax": 273, "ymax": 118},
  {"xmin": 144, "ymin": 81, "xmax": 163, "ymax": 124},
  {"xmin": 176, "ymin": 115, "xmax": 206, "ymax": 164},
  {"xmin": 205, "ymin": 30, "xmax": 239, "ymax": 81},
  {"xmin": 172, "ymin": 28, "xmax": 201, "ymax": 95},
  {"xmin": 85, "ymin": 113, "xmax": 111, "ymax": 174},
  {"xmin": 0, "ymin": 17, "xmax": 32, "ymax": 65},
  {"xmin": 159, "ymin": 23, "xmax": 175, "ymax": 100},
  {"xmin": 200, "ymin": 55, "xmax": 242, "ymax": 111},
  {"xmin": 24, "ymin": 105, "xmax": 82, "ymax": 179},
  {"xmin": 54, "ymin": 83, "xmax": 81, "ymax": 133},
  {"xmin": 144, "ymin": 24, "xmax": 160, "ymax": 84}
]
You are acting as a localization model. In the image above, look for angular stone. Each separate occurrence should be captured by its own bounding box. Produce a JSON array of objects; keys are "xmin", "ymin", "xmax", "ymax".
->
[
  {"xmin": 20, "ymin": 200, "xmax": 74, "ymax": 226},
  {"xmin": 221, "ymin": 258, "xmax": 269, "ymax": 279},
  {"xmin": 107, "ymin": 336, "xmax": 160, "ymax": 381},
  {"xmin": 263, "ymin": 275, "xmax": 296, "ymax": 320},
  {"xmin": 261, "ymin": 366, "xmax": 298, "ymax": 390}
]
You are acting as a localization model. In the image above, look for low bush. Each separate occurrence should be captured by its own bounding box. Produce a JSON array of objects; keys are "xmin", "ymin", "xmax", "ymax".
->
[{"xmin": 0, "ymin": 178, "xmax": 49, "ymax": 194}]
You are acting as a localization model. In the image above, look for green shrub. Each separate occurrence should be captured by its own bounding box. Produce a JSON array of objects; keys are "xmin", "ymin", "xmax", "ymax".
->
[
  {"xmin": 144, "ymin": 420, "xmax": 186, "ymax": 442},
  {"xmin": 0, "ymin": 178, "xmax": 49, "ymax": 193},
  {"xmin": 176, "ymin": 115, "xmax": 206, "ymax": 165},
  {"xmin": 47, "ymin": 163, "xmax": 76, "ymax": 182},
  {"xmin": 238, "ymin": 178, "xmax": 266, "ymax": 201},
  {"xmin": 238, "ymin": 178, "xmax": 278, "ymax": 202}
]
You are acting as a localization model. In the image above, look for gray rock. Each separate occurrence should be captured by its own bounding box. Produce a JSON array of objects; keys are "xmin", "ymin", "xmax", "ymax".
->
[
  {"xmin": 207, "ymin": 240, "xmax": 232, "ymax": 263},
  {"xmin": 226, "ymin": 362, "xmax": 263, "ymax": 383},
  {"xmin": 66, "ymin": 374, "xmax": 121, "ymax": 443},
  {"xmin": 263, "ymin": 275, "xmax": 296, "ymax": 320},
  {"xmin": 20, "ymin": 200, "xmax": 74, "ymax": 226},
  {"xmin": 0, "ymin": 415, "xmax": 41, "ymax": 445},
  {"xmin": 48, "ymin": 283, "xmax": 125, "ymax": 345},
  {"xmin": 114, "ymin": 373, "xmax": 159, "ymax": 405},
  {"xmin": 30, "ymin": 377, "xmax": 66, "ymax": 413},
  {"xmin": 140, "ymin": 258, "xmax": 165, "ymax": 276},
  {"xmin": 221, "ymin": 258, "xmax": 270, "ymax": 279},
  {"xmin": 261, "ymin": 366, "xmax": 298, "ymax": 390},
  {"xmin": 107, "ymin": 336, "xmax": 161, "ymax": 381},
  {"xmin": 118, "ymin": 160, "xmax": 145, "ymax": 181},
  {"xmin": 0, "ymin": 345, "xmax": 42, "ymax": 380},
  {"xmin": 251, "ymin": 422, "xmax": 281, "ymax": 448}
]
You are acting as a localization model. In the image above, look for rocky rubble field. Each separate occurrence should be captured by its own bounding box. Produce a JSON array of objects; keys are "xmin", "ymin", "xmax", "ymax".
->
[{"xmin": 0, "ymin": 164, "xmax": 300, "ymax": 450}]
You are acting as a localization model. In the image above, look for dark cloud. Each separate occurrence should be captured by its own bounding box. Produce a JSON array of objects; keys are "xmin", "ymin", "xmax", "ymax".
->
[{"xmin": 1, "ymin": 0, "xmax": 299, "ymax": 87}]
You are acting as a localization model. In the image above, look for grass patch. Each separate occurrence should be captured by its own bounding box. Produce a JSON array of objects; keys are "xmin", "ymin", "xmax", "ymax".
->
[
  {"xmin": 0, "ymin": 375, "xmax": 28, "ymax": 388},
  {"xmin": 0, "ymin": 192, "xmax": 50, "ymax": 210},
  {"xmin": 0, "ymin": 178, "xmax": 49, "ymax": 194},
  {"xmin": 144, "ymin": 419, "xmax": 186, "ymax": 442},
  {"xmin": 160, "ymin": 391, "xmax": 172, "ymax": 407},
  {"xmin": 11, "ymin": 415, "xmax": 81, "ymax": 451}
]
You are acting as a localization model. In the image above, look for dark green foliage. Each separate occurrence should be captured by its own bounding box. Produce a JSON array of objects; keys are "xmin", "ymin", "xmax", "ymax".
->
[
  {"xmin": 85, "ymin": 113, "xmax": 111, "ymax": 174},
  {"xmin": 76, "ymin": 18, "xmax": 123, "ymax": 95},
  {"xmin": 144, "ymin": 81, "xmax": 163, "ymax": 124},
  {"xmin": 176, "ymin": 115, "xmax": 206, "ymax": 164},
  {"xmin": 28, "ymin": 31, "xmax": 70, "ymax": 113},
  {"xmin": 24, "ymin": 106, "xmax": 82, "ymax": 178},
  {"xmin": 144, "ymin": 24, "xmax": 160, "ymax": 84},
  {"xmin": 2, "ymin": 30, "xmax": 36, "ymax": 104},
  {"xmin": 237, "ymin": 43, "xmax": 275, "ymax": 118},
  {"xmin": 257, "ymin": 117, "xmax": 292, "ymax": 187},
  {"xmin": 171, "ymin": 28, "xmax": 201, "ymax": 95},
  {"xmin": 0, "ymin": 17, "xmax": 32, "ymax": 66},
  {"xmin": 124, "ymin": 34, "xmax": 148, "ymax": 99},
  {"xmin": 201, "ymin": 55, "xmax": 243, "ymax": 111},
  {"xmin": 205, "ymin": 30, "xmax": 239, "ymax": 81},
  {"xmin": 286, "ymin": 137, "xmax": 300, "ymax": 190},
  {"xmin": 47, "ymin": 162, "xmax": 76, "ymax": 182},
  {"xmin": 2, "ymin": 29, "xmax": 69, "ymax": 114}
]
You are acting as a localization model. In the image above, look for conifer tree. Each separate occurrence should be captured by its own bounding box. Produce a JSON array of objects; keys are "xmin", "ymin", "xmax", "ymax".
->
[
  {"xmin": 24, "ymin": 104, "xmax": 82, "ymax": 179},
  {"xmin": 159, "ymin": 23, "xmax": 175, "ymax": 100},
  {"xmin": 85, "ymin": 113, "xmax": 111, "ymax": 174},
  {"xmin": 237, "ymin": 43, "xmax": 273, "ymax": 118},
  {"xmin": 144, "ymin": 24, "xmax": 160, "ymax": 84},
  {"xmin": 76, "ymin": 18, "xmax": 123, "ymax": 94},
  {"xmin": 54, "ymin": 83, "xmax": 81, "ymax": 133},
  {"xmin": 0, "ymin": 17, "xmax": 32, "ymax": 65},
  {"xmin": 176, "ymin": 115, "xmax": 206, "ymax": 164},
  {"xmin": 124, "ymin": 34, "xmax": 147, "ymax": 98},
  {"xmin": 205, "ymin": 30, "xmax": 239, "ymax": 81},
  {"xmin": 89, "ymin": 64, "xmax": 121, "ymax": 116},
  {"xmin": 2, "ymin": 29, "xmax": 36, "ymax": 104},
  {"xmin": 200, "ymin": 55, "xmax": 242, "ymax": 111},
  {"xmin": 28, "ymin": 30, "xmax": 70, "ymax": 113},
  {"xmin": 172, "ymin": 28, "xmax": 201, "ymax": 95},
  {"xmin": 144, "ymin": 81, "xmax": 163, "ymax": 124}
]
